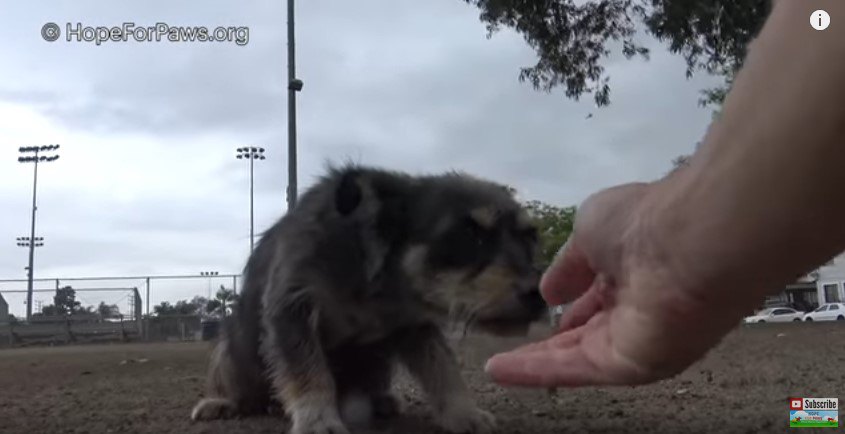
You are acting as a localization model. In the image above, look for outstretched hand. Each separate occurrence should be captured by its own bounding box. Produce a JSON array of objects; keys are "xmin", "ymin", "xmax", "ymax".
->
[{"xmin": 484, "ymin": 183, "xmax": 746, "ymax": 388}]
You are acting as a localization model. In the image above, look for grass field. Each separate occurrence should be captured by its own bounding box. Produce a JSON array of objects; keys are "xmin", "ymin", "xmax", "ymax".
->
[
  {"xmin": 789, "ymin": 421, "xmax": 838, "ymax": 428},
  {"xmin": 1, "ymin": 322, "xmax": 844, "ymax": 433}
]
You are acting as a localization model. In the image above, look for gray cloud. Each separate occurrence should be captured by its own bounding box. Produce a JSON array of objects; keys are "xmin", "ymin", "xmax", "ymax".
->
[{"xmin": 0, "ymin": 0, "xmax": 723, "ymax": 316}]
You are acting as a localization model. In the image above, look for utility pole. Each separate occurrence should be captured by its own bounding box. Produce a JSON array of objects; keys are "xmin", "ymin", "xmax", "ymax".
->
[
  {"xmin": 236, "ymin": 147, "xmax": 266, "ymax": 253},
  {"xmin": 18, "ymin": 145, "xmax": 60, "ymax": 322},
  {"xmin": 287, "ymin": 0, "xmax": 303, "ymax": 211}
]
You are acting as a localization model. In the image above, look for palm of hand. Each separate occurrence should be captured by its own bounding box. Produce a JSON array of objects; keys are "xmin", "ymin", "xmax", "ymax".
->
[{"xmin": 485, "ymin": 183, "xmax": 734, "ymax": 388}]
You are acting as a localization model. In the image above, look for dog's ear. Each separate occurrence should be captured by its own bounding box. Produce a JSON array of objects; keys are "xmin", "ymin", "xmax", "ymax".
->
[{"xmin": 333, "ymin": 170, "xmax": 407, "ymax": 283}]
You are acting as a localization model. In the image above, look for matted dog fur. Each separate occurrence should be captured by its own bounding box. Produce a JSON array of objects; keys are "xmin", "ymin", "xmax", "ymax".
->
[{"xmin": 191, "ymin": 164, "xmax": 546, "ymax": 434}]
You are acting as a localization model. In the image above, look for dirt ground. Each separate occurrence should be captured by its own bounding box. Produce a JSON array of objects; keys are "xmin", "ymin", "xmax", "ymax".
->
[{"xmin": 0, "ymin": 322, "xmax": 842, "ymax": 434}]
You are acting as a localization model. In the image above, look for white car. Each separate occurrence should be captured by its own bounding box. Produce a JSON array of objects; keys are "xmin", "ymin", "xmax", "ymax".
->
[
  {"xmin": 803, "ymin": 303, "xmax": 845, "ymax": 322},
  {"xmin": 743, "ymin": 307, "xmax": 805, "ymax": 324}
]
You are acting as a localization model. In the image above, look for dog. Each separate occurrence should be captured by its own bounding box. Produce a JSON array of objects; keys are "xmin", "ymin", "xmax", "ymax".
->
[{"xmin": 191, "ymin": 164, "xmax": 547, "ymax": 434}]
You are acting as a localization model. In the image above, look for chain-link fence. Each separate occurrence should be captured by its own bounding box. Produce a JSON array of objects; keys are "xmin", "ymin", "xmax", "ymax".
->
[{"xmin": 0, "ymin": 273, "xmax": 242, "ymax": 347}]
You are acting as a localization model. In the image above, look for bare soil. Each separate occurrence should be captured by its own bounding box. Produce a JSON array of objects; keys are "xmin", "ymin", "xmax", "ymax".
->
[{"xmin": 1, "ymin": 322, "xmax": 842, "ymax": 434}]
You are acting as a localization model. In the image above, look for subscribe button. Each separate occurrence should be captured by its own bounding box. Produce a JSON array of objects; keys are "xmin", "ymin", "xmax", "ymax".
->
[{"xmin": 790, "ymin": 398, "xmax": 838, "ymax": 428}]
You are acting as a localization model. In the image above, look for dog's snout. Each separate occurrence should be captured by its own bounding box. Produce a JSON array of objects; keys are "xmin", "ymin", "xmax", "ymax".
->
[{"xmin": 518, "ymin": 287, "xmax": 546, "ymax": 314}]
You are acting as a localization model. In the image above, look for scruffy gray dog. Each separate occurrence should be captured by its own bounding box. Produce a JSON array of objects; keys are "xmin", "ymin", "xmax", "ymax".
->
[{"xmin": 191, "ymin": 165, "xmax": 547, "ymax": 434}]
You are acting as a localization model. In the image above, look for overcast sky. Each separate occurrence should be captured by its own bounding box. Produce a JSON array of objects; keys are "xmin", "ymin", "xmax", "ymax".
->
[{"xmin": 0, "ymin": 0, "xmax": 722, "ymax": 316}]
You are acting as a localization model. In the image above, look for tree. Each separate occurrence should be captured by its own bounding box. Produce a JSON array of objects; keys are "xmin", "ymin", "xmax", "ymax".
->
[
  {"xmin": 36, "ymin": 287, "xmax": 95, "ymax": 317},
  {"xmin": 53, "ymin": 286, "xmax": 82, "ymax": 315},
  {"xmin": 152, "ymin": 297, "xmax": 209, "ymax": 317},
  {"xmin": 206, "ymin": 286, "xmax": 238, "ymax": 318},
  {"xmin": 523, "ymin": 200, "xmax": 577, "ymax": 269},
  {"xmin": 153, "ymin": 301, "xmax": 175, "ymax": 316},
  {"xmin": 463, "ymin": 0, "xmax": 770, "ymax": 107},
  {"xmin": 188, "ymin": 296, "xmax": 210, "ymax": 314},
  {"xmin": 97, "ymin": 302, "xmax": 120, "ymax": 319}
]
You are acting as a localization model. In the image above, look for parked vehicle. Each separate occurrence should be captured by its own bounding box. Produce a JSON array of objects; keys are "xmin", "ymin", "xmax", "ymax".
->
[
  {"xmin": 802, "ymin": 303, "xmax": 845, "ymax": 322},
  {"xmin": 743, "ymin": 307, "xmax": 805, "ymax": 324}
]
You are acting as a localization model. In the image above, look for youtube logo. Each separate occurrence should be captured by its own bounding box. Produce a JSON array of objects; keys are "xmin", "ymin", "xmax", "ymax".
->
[{"xmin": 790, "ymin": 398, "xmax": 803, "ymax": 410}]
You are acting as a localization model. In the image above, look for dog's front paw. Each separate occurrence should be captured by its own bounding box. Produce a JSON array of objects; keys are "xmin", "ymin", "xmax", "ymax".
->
[
  {"xmin": 437, "ymin": 406, "xmax": 496, "ymax": 434},
  {"xmin": 290, "ymin": 407, "xmax": 350, "ymax": 434},
  {"xmin": 191, "ymin": 397, "xmax": 238, "ymax": 421}
]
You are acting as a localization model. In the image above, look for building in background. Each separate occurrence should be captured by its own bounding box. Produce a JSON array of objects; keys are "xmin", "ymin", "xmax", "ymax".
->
[
  {"xmin": 0, "ymin": 292, "xmax": 8, "ymax": 324},
  {"xmin": 764, "ymin": 251, "xmax": 845, "ymax": 312},
  {"xmin": 811, "ymin": 252, "xmax": 845, "ymax": 304}
]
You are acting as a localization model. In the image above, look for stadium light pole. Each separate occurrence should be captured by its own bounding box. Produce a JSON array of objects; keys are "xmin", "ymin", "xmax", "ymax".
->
[
  {"xmin": 236, "ymin": 147, "xmax": 266, "ymax": 253},
  {"xmin": 200, "ymin": 271, "xmax": 219, "ymax": 300},
  {"xmin": 18, "ymin": 145, "xmax": 60, "ymax": 322},
  {"xmin": 17, "ymin": 237, "xmax": 44, "ymax": 313},
  {"xmin": 287, "ymin": 0, "xmax": 303, "ymax": 211}
]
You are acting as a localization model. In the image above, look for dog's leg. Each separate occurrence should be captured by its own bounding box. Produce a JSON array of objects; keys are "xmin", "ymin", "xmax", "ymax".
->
[
  {"xmin": 396, "ymin": 324, "xmax": 496, "ymax": 434},
  {"xmin": 191, "ymin": 319, "xmax": 271, "ymax": 421},
  {"xmin": 262, "ymin": 290, "xmax": 348, "ymax": 434},
  {"xmin": 191, "ymin": 339, "xmax": 241, "ymax": 420},
  {"xmin": 366, "ymin": 360, "xmax": 400, "ymax": 420},
  {"xmin": 331, "ymin": 346, "xmax": 400, "ymax": 427}
]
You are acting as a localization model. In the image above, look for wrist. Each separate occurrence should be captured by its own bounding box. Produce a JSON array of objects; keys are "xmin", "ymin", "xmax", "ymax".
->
[{"xmin": 635, "ymin": 169, "xmax": 771, "ymax": 310}]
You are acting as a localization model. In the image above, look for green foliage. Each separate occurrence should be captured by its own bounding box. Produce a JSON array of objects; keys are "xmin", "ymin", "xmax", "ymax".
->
[
  {"xmin": 53, "ymin": 286, "xmax": 81, "ymax": 315},
  {"xmin": 523, "ymin": 200, "xmax": 576, "ymax": 269},
  {"xmin": 153, "ymin": 297, "xmax": 207, "ymax": 316},
  {"xmin": 97, "ymin": 302, "xmax": 120, "ymax": 319},
  {"xmin": 698, "ymin": 68, "xmax": 736, "ymax": 108},
  {"xmin": 206, "ymin": 285, "xmax": 238, "ymax": 318},
  {"xmin": 35, "ymin": 286, "xmax": 97, "ymax": 317},
  {"xmin": 463, "ymin": 0, "xmax": 770, "ymax": 107},
  {"xmin": 39, "ymin": 304, "xmax": 58, "ymax": 316}
]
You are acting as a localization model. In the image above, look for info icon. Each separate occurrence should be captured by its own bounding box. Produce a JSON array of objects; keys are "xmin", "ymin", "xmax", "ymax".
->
[{"xmin": 811, "ymin": 10, "xmax": 831, "ymax": 31}]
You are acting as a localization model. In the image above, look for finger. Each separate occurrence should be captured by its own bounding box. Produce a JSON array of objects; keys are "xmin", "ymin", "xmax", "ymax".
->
[
  {"xmin": 557, "ymin": 285, "xmax": 605, "ymax": 332},
  {"xmin": 540, "ymin": 238, "xmax": 595, "ymax": 306},
  {"xmin": 484, "ymin": 343, "xmax": 611, "ymax": 388},
  {"xmin": 500, "ymin": 327, "xmax": 584, "ymax": 356}
]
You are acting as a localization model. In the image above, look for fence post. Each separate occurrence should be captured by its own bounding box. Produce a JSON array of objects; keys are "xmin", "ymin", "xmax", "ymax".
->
[
  {"xmin": 145, "ymin": 278, "xmax": 150, "ymax": 317},
  {"xmin": 133, "ymin": 287, "xmax": 142, "ymax": 341},
  {"xmin": 232, "ymin": 275, "xmax": 237, "ymax": 296},
  {"xmin": 145, "ymin": 277, "xmax": 151, "ymax": 341},
  {"xmin": 65, "ymin": 315, "xmax": 75, "ymax": 343}
]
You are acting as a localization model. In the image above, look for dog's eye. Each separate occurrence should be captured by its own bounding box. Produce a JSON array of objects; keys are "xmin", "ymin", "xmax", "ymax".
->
[{"xmin": 428, "ymin": 216, "xmax": 494, "ymax": 269}]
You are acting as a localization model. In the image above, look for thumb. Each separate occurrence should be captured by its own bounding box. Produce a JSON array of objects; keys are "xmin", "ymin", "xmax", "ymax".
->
[{"xmin": 540, "ymin": 238, "xmax": 595, "ymax": 306}]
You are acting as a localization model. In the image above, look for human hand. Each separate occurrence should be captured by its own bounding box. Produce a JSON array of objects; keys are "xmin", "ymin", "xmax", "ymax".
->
[{"xmin": 484, "ymin": 182, "xmax": 750, "ymax": 387}]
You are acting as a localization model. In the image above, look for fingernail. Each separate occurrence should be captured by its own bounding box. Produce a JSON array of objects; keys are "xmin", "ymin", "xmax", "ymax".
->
[{"xmin": 484, "ymin": 353, "xmax": 505, "ymax": 374}]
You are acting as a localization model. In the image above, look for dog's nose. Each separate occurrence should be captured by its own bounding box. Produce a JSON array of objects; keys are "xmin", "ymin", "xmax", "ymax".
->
[{"xmin": 517, "ymin": 287, "xmax": 546, "ymax": 315}]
